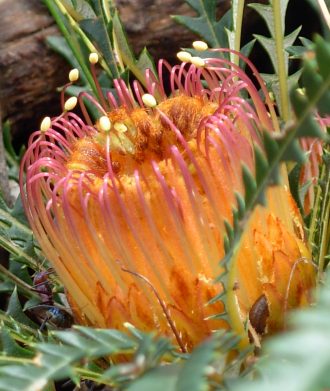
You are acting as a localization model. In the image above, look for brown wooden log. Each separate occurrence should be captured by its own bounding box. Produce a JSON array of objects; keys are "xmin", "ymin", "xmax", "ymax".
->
[{"xmin": 0, "ymin": 0, "xmax": 69, "ymax": 142}]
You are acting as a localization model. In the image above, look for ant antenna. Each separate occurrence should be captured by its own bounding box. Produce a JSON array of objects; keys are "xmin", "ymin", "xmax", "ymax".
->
[{"xmin": 116, "ymin": 260, "xmax": 187, "ymax": 353}]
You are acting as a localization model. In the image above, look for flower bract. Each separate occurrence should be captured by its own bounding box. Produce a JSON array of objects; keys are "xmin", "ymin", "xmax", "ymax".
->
[{"xmin": 20, "ymin": 50, "xmax": 315, "ymax": 351}]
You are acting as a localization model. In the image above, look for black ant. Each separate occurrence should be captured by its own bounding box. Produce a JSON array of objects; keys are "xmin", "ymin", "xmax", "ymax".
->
[{"xmin": 27, "ymin": 268, "xmax": 73, "ymax": 331}]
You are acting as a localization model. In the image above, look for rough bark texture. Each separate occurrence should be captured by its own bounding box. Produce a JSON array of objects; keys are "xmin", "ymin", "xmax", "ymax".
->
[{"xmin": 0, "ymin": 0, "xmax": 70, "ymax": 142}]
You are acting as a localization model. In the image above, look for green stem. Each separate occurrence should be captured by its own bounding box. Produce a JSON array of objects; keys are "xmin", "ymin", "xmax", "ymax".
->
[
  {"xmin": 0, "ymin": 236, "xmax": 38, "ymax": 268},
  {"xmin": 233, "ymin": 0, "xmax": 245, "ymax": 66},
  {"xmin": 74, "ymin": 368, "xmax": 114, "ymax": 386},
  {"xmin": 308, "ymin": 167, "xmax": 324, "ymax": 247},
  {"xmin": 0, "ymin": 356, "xmax": 34, "ymax": 364},
  {"xmin": 272, "ymin": 0, "xmax": 290, "ymax": 121},
  {"xmin": 0, "ymin": 264, "xmax": 39, "ymax": 299},
  {"xmin": 318, "ymin": 0, "xmax": 330, "ymax": 30},
  {"xmin": 44, "ymin": 0, "xmax": 99, "ymax": 97},
  {"xmin": 317, "ymin": 163, "xmax": 330, "ymax": 279},
  {"xmin": 0, "ymin": 312, "xmax": 39, "ymax": 336},
  {"xmin": 226, "ymin": 69, "xmax": 330, "ymax": 341}
]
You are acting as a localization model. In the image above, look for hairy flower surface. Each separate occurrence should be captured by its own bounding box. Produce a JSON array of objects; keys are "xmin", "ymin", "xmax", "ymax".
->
[{"xmin": 20, "ymin": 50, "xmax": 315, "ymax": 351}]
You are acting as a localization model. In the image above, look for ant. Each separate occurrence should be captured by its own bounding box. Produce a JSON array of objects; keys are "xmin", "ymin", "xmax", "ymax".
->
[{"xmin": 27, "ymin": 268, "xmax": 73, "ymax": 331}]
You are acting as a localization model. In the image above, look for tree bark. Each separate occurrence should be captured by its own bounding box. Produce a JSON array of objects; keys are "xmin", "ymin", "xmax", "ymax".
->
[{"xmin": 0, "ymin": 0, "xmax": 69, "ymax": 143}]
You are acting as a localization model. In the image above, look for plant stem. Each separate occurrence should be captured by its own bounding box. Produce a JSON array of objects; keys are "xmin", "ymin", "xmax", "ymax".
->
[
  {"xmin": 233, "ymin": 0, "xmax": 245, "ymax": 66},
  {"xmin": 44, "ymin": 0, "xmax": 99, "ymax": 98},
  {"xmin": 317, "ymin": 160, "xmax": 330, "ymax": 279},
  {"xmin": 272, "ymin": 0, "xmax": 290, "ymax": 121},
  {"xmin": 0, "ymin": 264, "xmax": 39, "ymax": 299},
  {"xmin": 0, "ymin": 107, "xmax": 14, "ymax": 207},
  {"xmin": 318, "ymin": 0, "xmax": 330, "ymax": 30}
]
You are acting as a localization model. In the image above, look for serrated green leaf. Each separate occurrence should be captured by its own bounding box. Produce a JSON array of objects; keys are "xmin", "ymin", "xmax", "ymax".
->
[
  {"xmin": 288, "ymin": 163, "xmax": 305, "ymax": 214},
  {"xmin": 249, "ymin": 0, "xmax": 297, "ymax": 120},
  {"xmin": 230, "ymin": 270, "xmax": 330, "ymax": 391},
  {"xmin": 242, "ymin": 165, "xmax": 257, "ymax": 207},
  {"xmin": 234, "ymin": 192, "xmax": 245, "ymax": 219},
  {"xmin": 176, "ymin": 338, "xmax": 217, "ymax": 391},
  {"xmin": 173, "ymin": 1, "xmax": 231, "ymax": 49},
  {"xmin": 254, "ymin": 145, "xmax": 269, "ymax": 185},
  {"xmin": 68, "ymin": 0, "xmax": 96, "ymax": 18},
  {"xmin": 224, "ymin": 220, "xmax": 234, "ymax": 245},
  {"xmin": 249, "ymin": 0, "xmax": 289, "ymax": 37},
  {"xmin": 255, "ymin": 26, "xmax": 300, "ymax": 75},
  {"xmin": 55, "ymin": 328, "xmax": 135, "ymax": 355},
  {"xmin": 111, "ymin": 11, "xmax": 156, "ymax": 87},
  {"xmin": 279, "ymin": 139, "xmax": 306, "ymax": 164},
  {"xmin": 76, "ymin": 326, "xmax": 136, "ymax": 349},
  {"xmin": 316, "ymin": 36, "xmax": 330, "ymax": 80},
  {"xmin": 6, "ymin": 288, "xmax": 37, "ymax": 329},
  {"xmin": 79, "ymin": 17, "xmax": 119, "ymax": 79},
  {"xmin": 290, "ymin": 90, "xmax": 328, "ymax": 139},
  {"xmin": 302, "ymin": 62, "xmax": 330, "ymax": 116},
  {"xmin": 0, "ymin": 328, "xmax": 34, "ymax": 358},
  {"xmin": 127, "ymin": 364, "xmax": 180, "ymax": 391}
]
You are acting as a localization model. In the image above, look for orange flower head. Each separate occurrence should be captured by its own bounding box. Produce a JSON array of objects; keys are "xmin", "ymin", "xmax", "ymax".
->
[{"xmin": 20, "ymin": 49, "xmax": 315, "ymax": 351}]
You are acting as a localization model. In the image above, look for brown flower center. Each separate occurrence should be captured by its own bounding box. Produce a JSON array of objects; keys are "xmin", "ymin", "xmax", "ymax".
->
[{"xmin": 66, "ymin": 95, "xmax": 217, "ymax": 177}]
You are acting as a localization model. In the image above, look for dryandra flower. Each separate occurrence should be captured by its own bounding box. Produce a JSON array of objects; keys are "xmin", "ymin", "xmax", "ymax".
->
[{"xmin": 20, "ymin": 49, "xmax": 315, "ymax": 352}]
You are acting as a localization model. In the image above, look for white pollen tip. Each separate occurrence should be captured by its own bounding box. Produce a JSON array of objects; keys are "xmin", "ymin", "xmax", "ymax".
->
[
  {"xmin": 123, "ymin": 322, "xmax": 135, "ymax": 329},
  {"xmin": 114, "ymin": 122, "xmax": 128, "ymax": 133},
  {"xmin": 64, "ymin": 96, "xmax": 78, "ymax": 111},
  {"xmin": 142, "ymin": 93, "xmax": 157, "ymax": 108},
  {"xmin": 192, "ymin": 40, "xmax": 208, "ymax": 51},
  {"xmin": 177, "ymin": 51, "xmax": 192, "ymax": 63},
  {"xmin": 40, "ymin": 116, "xmax": 51, "ymax": 132},
  {"xmin": 69, "ymin": 68, "xmax": 79, "ymax": 82},
  {"xmin": 99, "ymin": 116, "xmax": 111, "ymax": 132},
  {"xmin": 89, "ymin": 52, "xmax": 99, "ymax": 64},
  {"xmin": 190, "ymin": 56, "xmax": 205, "ymax": 67}
]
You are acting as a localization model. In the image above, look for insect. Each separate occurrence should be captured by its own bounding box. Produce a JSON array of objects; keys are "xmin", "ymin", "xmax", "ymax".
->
[
  {"xmin": 32, "ymin": 269, "xmax": 54, "ymax": 305},
  {"xmin": 249, "ymin": 294, "xmax": 269, "ymax": 335},
  {"xmin": 28, "ymin": 268, "xmax": 74, "ymax": 330},
  {"xmin": 29, "ymin": 304, "xmax": 73, "ymax": 331},
  {"xmin": 248, "ymin": 294, "xmax": 269, "ymax": 348}
]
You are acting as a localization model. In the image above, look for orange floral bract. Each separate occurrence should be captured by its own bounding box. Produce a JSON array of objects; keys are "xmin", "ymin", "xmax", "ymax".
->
[{"xmin": 20, "ymin": 51, "xmax": 315, "ymax": 351}]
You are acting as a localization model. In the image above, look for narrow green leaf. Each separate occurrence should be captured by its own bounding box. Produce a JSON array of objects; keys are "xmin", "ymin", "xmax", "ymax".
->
[
  {"xmin": 172, "ymin": 0, "xmax": 231, "ymax": 48},
  {"xmin": 6, "ymin": 288, "xmax": 37, "ymax": 329},
  {"xmin": 79, "ymin": 17, "xmax": 119, "ymax": 79},
  {"xmin": 176, "ymin": 337, "xmax": 218, "ymax": 391},
  {"xmin": 242, "ymin": 165, "xmax": 257, "ymax": 207},
  {"xmin": 0, "ymin": 328, "xmax": 34, "ymax": 358},
  {"xmin": 254, "ymin": 145, "xmax": 269, "ymax": 185},
  {"xmin": 112, "ymin": 11, "xmax": 156, "ymax": 86},
  {"xmin": 127, "ymin": 364, "xmax": 180, "ymax": 391}
]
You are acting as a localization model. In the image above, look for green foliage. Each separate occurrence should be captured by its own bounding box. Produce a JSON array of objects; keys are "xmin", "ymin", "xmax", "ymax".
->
[
  {"xmin": 0, "ymin": 192, "xmax": 39, "ymax": 270},
  {"xmin": 1, "ymin": 1, "xmax": 329, "ymax": 390},
  {"xmin": 173, "ymin": 0, "xmax": 232, "ymax": 49},
  {"xmin": 229, "ymin": 269, "xmax": 330, "ymax": 391},
  {"xmin": 249, "ymin": 0, "xmax": 300, "ymax": 120},
  {"xmin": 0, "ymin": 323, "xmax": 169, "ymax": 390},
  {"xmin": 216, "ymin": 36, "xmax": 330, "ymax": 334},
  {"xmin": 2, "ymin": 121, "xmax": 24, "ymax": 183},
  {"xmin": 173, "ymin": 0, "xmax": 254, "ymax": 65},
  {"xmin": 43, "ymin": 0, "xmax": 156, "ymax": 97},
  {"xmin": 0, "ymin": 324, "xmax": 246, "ymax": 391}
]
